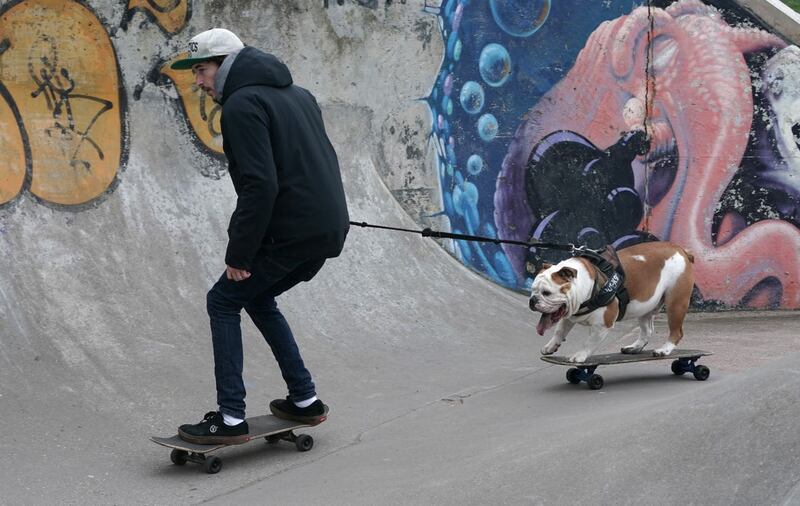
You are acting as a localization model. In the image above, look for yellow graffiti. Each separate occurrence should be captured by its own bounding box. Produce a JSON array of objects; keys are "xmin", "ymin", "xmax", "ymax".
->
[
  {"xmin": 127, "ymin": 0, "xmax": 189, "ymax": 35},
  {"xmin": 0, "ymin": 92, "xmax": 26, "ymax": 205},
  {"xmin": 0, "ymin": 0, "xmax": 122, "ymax": 207},
  {"xmin": 161, "ymin": 54, "xmax": 223, "ymax": 154}
]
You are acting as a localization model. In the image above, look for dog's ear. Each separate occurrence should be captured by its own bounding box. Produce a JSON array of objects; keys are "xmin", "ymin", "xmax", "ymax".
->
[
  {"xmin": 526, "ymin": 261, "xmax": 553, "ymax": 276},
  {"xmin": 556, "ymin": 266, "xmax": 578, "ymax": 281}
]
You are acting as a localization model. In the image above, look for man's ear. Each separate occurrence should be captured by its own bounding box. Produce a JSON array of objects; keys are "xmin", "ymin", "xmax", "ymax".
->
[{"xmin": 557, "ymin": 266, "xmax": 578, "ymax": 280}]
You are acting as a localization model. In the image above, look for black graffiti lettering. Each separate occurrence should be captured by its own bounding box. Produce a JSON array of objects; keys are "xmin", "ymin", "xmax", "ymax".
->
[
  {"xmin": 324, "ymin": 0, "xmax": 406, "ymax": 8},
  {"xmin": 198, "ymin": 92, "xmax": 222, "ymax": 137},
  {"xmin": 29, "ymin": 39, "xmax": 112, "ymax": 172},
  {"xmin": 207, "ymin": 104, "xmax": 222, "ymax": 137},
  {"xmin": 146, "ymin": 0, "xmax": 181, "ymax": 14}
]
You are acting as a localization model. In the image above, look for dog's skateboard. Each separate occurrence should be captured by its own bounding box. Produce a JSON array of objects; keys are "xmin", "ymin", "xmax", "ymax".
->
[
  {"xmin": 540, "ymin": 349, "xmax": 712, "ymax": 390},
  {"xmin": 151, "ymin": 415, "xmax": 319, "ymax": 474}
]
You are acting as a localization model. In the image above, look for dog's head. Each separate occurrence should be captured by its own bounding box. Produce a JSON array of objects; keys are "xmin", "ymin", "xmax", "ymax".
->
[{"xmin": 529, "ymin": 259, "xmax": 584, "ymax": 335}]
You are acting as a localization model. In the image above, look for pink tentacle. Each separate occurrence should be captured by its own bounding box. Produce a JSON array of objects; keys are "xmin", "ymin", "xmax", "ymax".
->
[
  {"xmin": 611, "ymin": 7, "xmax": 674, "ymax": 79},
  {"xmin": 666, "ymin": 0, "xmax": 717, "ymax": 17},
  {"xmin": 728, "ymin": 27, "xmax": 787, "ymax": 53},
  {"xmin": 692, "ymin": 221, "xmax": 800, "ymax": 306}
]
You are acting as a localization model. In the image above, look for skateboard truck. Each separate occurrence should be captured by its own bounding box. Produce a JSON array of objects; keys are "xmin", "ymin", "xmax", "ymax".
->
[
  {"xmin": 170, "ymin": 449, "xmax": 224, "ymax": 474},
  {"xmin": 565, "ymin": 365, "xmax": 604, "ymax": 390},
  {"xmin": 670, "ymin": 357, "xmax": 711, "ymax": 380}
]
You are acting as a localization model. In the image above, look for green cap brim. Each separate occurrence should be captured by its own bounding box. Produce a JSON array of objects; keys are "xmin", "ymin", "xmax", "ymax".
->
[{"xmin": 170, "ymin": 57, "xmax": 213, "ymax": 70}]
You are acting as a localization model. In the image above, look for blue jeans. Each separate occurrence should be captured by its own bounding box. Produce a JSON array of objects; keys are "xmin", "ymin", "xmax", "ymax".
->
[{"xmin": 206, "ymin": 256, "xmax": 326, "ymax": 420}]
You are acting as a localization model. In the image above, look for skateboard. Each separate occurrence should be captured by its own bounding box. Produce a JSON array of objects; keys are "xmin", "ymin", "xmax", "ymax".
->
[
  {"xmin": 540, "ymin": 349, "xmax": 712, "ymax": 390},
  {"xmin": 151, "ymin": 414, "xmax": 320, "ymax": 474}
]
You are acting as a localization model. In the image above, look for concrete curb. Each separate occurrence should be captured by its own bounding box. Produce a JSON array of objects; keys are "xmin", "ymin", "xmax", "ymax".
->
[{"xmin": 735, "ymin": 0, "xmax": 800, "ymax": 44}]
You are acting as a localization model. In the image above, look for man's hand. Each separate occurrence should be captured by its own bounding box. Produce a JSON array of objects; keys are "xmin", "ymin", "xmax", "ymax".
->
[{"xmin": 226, "ymin": 265, "xmax": 251, "ymax": 282}]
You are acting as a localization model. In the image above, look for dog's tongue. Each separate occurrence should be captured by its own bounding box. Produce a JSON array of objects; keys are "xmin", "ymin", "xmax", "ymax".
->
[{"xmin": 537, "ymin": 313, "xmax": 554, "ymax": 336}]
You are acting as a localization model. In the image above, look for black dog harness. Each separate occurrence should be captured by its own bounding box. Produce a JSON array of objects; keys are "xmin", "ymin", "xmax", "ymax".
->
[{"xmin": 572, "ymin": 247, "xmax": 630, "ymax": 321}]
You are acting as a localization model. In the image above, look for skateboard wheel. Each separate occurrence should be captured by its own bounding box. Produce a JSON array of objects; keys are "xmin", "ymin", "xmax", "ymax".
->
[
  {"xmin": 566, "ymin": 368, "xmax": 581, "ymax": 384},
  {"xmin": 693, "ymin": 365, "xmax": 710, "ymax": 381},
  {"xmin": 588, "ymin": 374, "xmax": 604, "ymax": 390},
  {"xmin": 170, "ymin": 449, "xmax": 188, "ymax": 466},
  {"xmin": 295, "ymin": 434, "xmax": 314, "ymax": 452},
  {"xmin": 203, "ymin": 456, "xmax": 223, "ymax": 474},
  {"xmin": 265, "ymin": 435, "xmax": 281, "ymax": 444},
  {"xmin": 671, "ymin": 360, "xmax": 686, "ymax": 376}
]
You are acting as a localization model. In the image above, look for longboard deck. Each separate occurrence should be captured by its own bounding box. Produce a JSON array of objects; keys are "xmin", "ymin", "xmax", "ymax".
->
[
  {"xmin": 540, "ymin": 348, "xmax": 711, "ymax": 367},
  {"xmin": 151, "ymin": 415, "xmax": 310, "ymax": 454}
]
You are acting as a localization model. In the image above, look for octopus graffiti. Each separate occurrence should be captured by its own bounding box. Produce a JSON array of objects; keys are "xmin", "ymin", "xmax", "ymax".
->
[{"xmin": 427, "ymin": 0, "xmax": 800, "ymax": 309}]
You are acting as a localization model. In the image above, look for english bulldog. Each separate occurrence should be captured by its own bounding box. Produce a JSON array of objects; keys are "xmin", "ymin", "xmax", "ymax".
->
[{"xmin": 530, "ymin": 241, "xmax": 694, "ymax": 363}]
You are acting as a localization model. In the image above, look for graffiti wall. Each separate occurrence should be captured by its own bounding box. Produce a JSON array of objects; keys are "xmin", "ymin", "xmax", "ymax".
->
[
  {"xmin": 1, "ymin": 0, "xmax": 798, "ymax": 310},
  {"xmin": 0, "ymin": 0, "xmax": 222, "ymax": 210},
  {"xmin": 0, "ymin": 0, "xmax": 125, "ymax": 208},
  {"xmin": 428, "ymin": 0, "xmax": 800, "ymax": 309}
]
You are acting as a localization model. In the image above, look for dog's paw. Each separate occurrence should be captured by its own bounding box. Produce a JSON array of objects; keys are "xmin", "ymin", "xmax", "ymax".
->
[
  {"xmin": 541, "ymin": 342, "xmax": 560, "ymax": 355},
  {"xmin": 621, "ymin": 341, "xmax": 647, "ymax": 354},
  {"xmin": 569, "ymin": 350, "xmax": 591, "ymax": 363},
  {"xmin": 653, "ymin": 343, "xmax": 675, "ymax": 357}
]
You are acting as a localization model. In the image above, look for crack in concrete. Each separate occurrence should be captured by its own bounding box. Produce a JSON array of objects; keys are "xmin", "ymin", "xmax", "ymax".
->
[
  {"xmin": 643, "ymin": 0, "xmax": 656, "ymax": 230},
  {"xmin": 350, "ymin": 365, "xmax": 553, "ymax": 444}
]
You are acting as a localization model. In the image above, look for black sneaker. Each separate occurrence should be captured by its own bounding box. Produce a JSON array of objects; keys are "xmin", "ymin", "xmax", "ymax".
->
[
  {"xmin": 178, "ymin": 411, "xmax": 250, "ymax": 445},
  {"xmin": 269, "ymin": 397, "xmax": 329, "ymax": 425}
]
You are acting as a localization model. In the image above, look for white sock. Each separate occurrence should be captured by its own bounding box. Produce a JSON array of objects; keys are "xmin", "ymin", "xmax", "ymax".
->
[
  {"xmin": 294, "ymin": 396, "xmax": 317, "ymax": 408},
  {"xmin": 222, "ymin": 413, "xmax": 245, "ymax": 426}
]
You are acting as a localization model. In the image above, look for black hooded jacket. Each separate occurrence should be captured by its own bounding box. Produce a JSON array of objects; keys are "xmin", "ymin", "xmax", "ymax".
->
[{"xmin": 219, "ymin": 46, "xmax": 349, "ymax": 270}]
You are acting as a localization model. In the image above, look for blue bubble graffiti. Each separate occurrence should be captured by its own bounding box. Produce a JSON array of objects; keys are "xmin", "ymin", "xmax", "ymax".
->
[
  {"xmin": 478, "ymin": 43, "xmax": 512, "ymax": 87},
  {"xmin": 426, "ymin": 0, "xmax": 647, "ymax": 290},
  {"xmin": 459, "ymin": 81, "xmax": 484, "ymax": 115},
  {"xmin": 489, "ymin": 0, "xmax": 550, "ymax": 38}
]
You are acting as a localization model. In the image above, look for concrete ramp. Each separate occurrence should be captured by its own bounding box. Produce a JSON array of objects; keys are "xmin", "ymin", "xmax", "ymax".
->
[
  {"xmin": 0, "ymin": 99, "xmax": 544, "ymax": 501},
  {"xmin": 0, "ymin": 1, "xmax": 799, "ymax": 504}
]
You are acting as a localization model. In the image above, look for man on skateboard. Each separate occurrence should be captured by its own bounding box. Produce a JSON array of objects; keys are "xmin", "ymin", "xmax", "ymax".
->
[{"xmin": 169, "ymin": 28, "xmax": 348, "ymax": 444}]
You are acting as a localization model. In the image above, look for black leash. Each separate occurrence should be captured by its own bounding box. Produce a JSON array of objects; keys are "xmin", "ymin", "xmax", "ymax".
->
[
  {"xmin": 349, "ymin": 220, "xmax": 576, "ymax": 251},
  {"xmin": 350, "ymin": 220, "xmax": 629, "ymax": 316}
]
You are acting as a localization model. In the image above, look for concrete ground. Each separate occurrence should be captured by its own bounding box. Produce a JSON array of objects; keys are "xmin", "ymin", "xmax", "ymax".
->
[{"xmin": 3, "ymin": 264, "xmax": 799, "ymax": 505}]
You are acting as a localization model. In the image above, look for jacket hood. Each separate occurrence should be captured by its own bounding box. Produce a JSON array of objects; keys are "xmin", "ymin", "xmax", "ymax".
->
[{"xmin": 221, "ymin": 46, "xmax": 293, "ymax": 104}]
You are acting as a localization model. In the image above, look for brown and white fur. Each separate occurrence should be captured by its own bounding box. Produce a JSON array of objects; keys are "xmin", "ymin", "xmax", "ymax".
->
[{"xmin": 530, "ymin": 242, "xmax": 694, "ymax": 363}]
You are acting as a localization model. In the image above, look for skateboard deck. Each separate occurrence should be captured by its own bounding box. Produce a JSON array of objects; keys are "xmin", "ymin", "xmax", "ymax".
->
[
  {"xmin": 151, "ymin": 414, "xmax": 320, "ymax": 473},
  {"xmin": 541, "ymin": 349, "xmax": 712, "ymax": 390}
]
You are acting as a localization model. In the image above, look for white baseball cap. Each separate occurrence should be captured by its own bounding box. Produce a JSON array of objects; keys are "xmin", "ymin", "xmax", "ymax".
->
[{"xmin": 171, "ymin": 28, "xmax": 244, "ymax": 70}]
